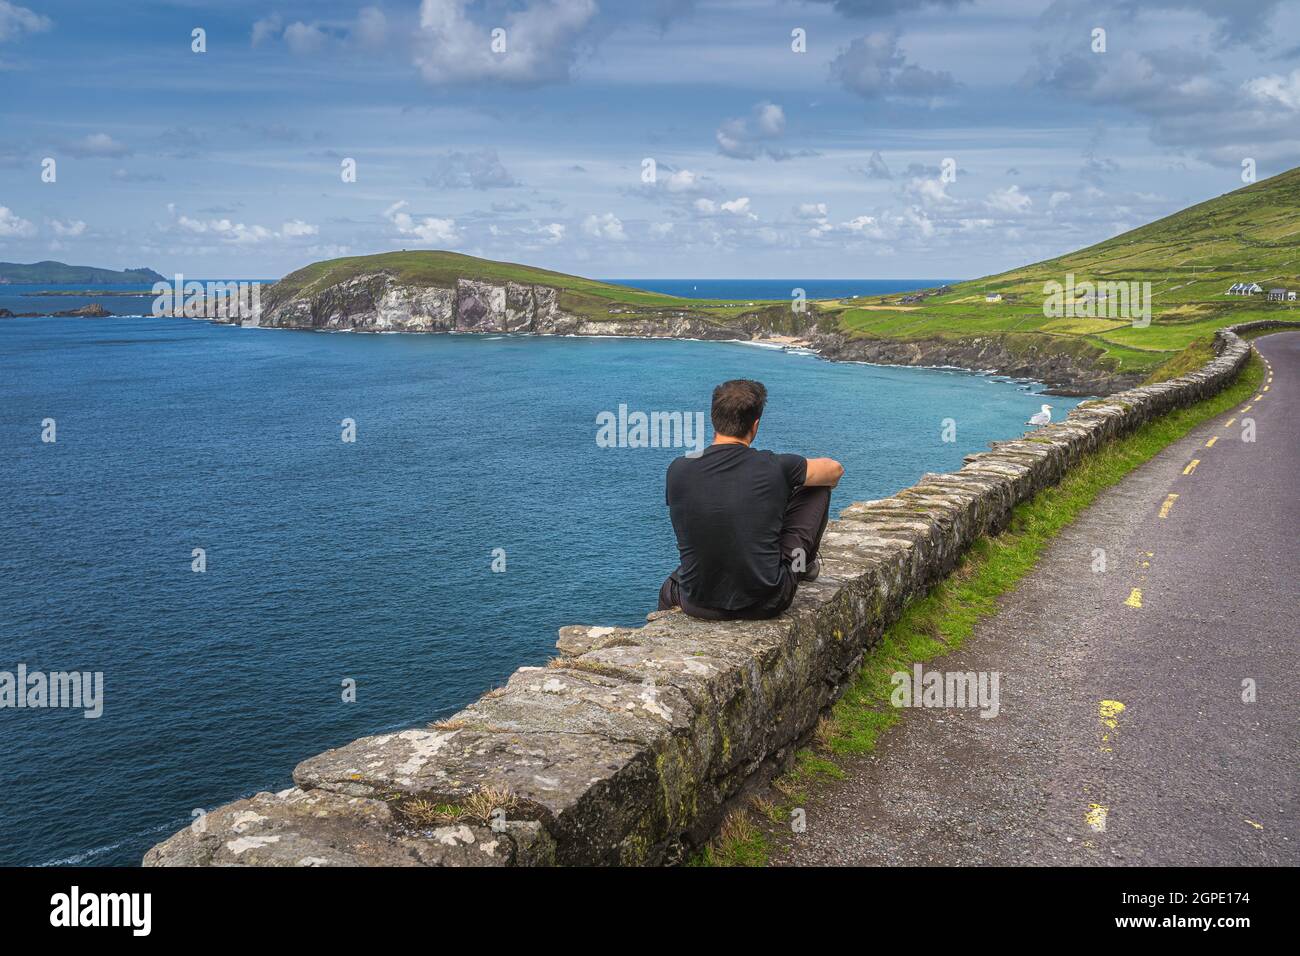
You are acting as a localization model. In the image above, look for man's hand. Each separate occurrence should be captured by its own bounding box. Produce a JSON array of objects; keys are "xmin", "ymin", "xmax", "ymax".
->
[{"xmin": 805, "ymin": 457, "xmax": 844, "ymax": 487}]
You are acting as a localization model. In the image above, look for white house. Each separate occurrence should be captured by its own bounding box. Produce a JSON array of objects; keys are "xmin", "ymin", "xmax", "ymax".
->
[
  {"xmin": 1226, "ymin": 282, "xmax": 1263, "ymax": 296},
  {"xmin": 985, "ymin": 292, "xmax": 1002, "ymax": 302},
  {"xmin": 1267, "ymin": 288, "xmax": 1289, "ymax": 302}
]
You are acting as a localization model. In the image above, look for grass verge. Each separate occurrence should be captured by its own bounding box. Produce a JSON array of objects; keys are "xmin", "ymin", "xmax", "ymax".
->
[{"xmin": 695, "ymin": 350, "xmax": 1266, "ymax": 866}]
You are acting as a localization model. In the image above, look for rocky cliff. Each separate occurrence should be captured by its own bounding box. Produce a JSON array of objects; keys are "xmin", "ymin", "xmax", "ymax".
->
[
  {"xmin": 243, "ymin": 272, "xmax": 744, "ymax": 340},
  {"xmin": 809, "ymin": 330, "xmax": 1144, "ymax": 396}
]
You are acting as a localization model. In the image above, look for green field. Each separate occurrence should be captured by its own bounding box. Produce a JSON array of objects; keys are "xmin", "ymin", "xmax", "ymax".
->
[{"xmin": 274, "ymin": 166, "xmax": 1300, "ymax": 375}]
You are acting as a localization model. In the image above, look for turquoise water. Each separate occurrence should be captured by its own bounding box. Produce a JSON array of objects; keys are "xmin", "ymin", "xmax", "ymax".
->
[{"xmin": 0, "ymin": 315, "xmax": 1080, "ymax": 865}]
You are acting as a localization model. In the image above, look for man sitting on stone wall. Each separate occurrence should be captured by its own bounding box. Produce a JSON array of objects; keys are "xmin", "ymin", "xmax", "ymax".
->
[{"xmin": 657, "ymin": 379, "xmax": 844, "ymax": 621}]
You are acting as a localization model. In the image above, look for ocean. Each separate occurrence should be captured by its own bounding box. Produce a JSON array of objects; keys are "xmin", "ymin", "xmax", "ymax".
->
[{"xmin": 0, "ymin": 290, "xmax": 1076, "ymax": 867}]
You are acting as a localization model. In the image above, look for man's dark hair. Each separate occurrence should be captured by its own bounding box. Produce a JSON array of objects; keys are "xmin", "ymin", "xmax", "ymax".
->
[{"xmin": 711, "ymin": 379, "xmax": 767, "ymax": 438}]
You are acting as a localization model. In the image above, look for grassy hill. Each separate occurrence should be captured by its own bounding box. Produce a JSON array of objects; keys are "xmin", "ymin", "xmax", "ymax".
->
[
  {"xmin": 0, "ymin": 260, "xmax": 164, "ymax": 284},
  {"xmin": 825, "ymin": 166, "xmax": 1300, "ymax": 376},
  {"xmin": 270, "ymin": 250, "xmax": 800, "ymax": 329}
]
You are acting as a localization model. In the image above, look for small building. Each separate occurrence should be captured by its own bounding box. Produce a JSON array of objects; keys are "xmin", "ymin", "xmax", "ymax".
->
[
  {"xmin": 1267, "ymin": 288, "xmax": 1289, "ymax": 302},
  {"xmin": 985, "ymin": 292, "xmax": 1002, "ymax": 302},
  {"xmin": 1290, "ymin": 291, "xmax": 1298, "ymax": 301},
  {"xmin": 1226, "ymin": 282, "xmax": 1263, "ymax": 296}
]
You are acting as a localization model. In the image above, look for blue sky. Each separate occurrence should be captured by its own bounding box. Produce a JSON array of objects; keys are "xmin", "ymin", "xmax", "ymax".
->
[{"xmin": 2, "ymin": 0, "xmax": 1299, "ymax": 279}]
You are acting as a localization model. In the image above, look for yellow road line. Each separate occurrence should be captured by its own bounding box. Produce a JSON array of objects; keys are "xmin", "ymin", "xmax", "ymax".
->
[
  {"xmin": 1085, "ymin": 804, "xmax": 1109, "ymax": 832},
  {"xmin": 1205, "ymin": 436, "xmax": 1218, "ymax": 447},
  {"xmin": 1241, "ymin": 405, "xmax": 1252, "ymax": 413},
  {"xmin": 1125, "ymin": 587, "xmax": 1143, "ymax": 608},
  {"xmin": 1159, "ymin": 493, "xmax": 1179, "ymax": 518},
  {"xmin": 1252, "ymin": 394, "xmax": 1263, "ymax": 401},
  {"xmin": 1183, "ymin": 459, "xmax": 1200, "ymax": 475},
  {"xmin": 1098, "ymin": 699, "xmax": 1126, "ymax": 755},
  {"xmin": 1263, "ymin": 385, "xmax": 1270, "ymax": 392},
  {"xmin": 1225, "ymin": 418, "xmax": 1236, "ymax": 427}
]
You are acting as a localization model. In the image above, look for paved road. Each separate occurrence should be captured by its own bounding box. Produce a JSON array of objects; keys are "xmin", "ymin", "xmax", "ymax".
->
[{"xmin": 772, "ymin": 332, "xmax": 1298, "ymax": 866}]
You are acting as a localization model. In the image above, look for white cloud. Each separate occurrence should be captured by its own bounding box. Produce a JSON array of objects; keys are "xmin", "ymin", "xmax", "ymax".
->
[
  {"xmin": 841, "ymin": 215, "xmax": 883, "ymax": 238},
  {"xmin": 664, "ymin": 169, "xmax": 706, "ymax": 194},
  {"xmin": 0, "ymin": 1, "xmax": 50, "ymax": 43},
  {"xmin": 581, "ymin": 212, "xmax": 626, "ymax": 241},
  {"xmin": 167, "ymin": 206, "xmax": 318, "ymax": 244},
  {"xmin": 283, "ymin": 21, "xmax": 327, "ymax": 55},
  {"xmin": 694, "ymin": 196, "xmax": 757, "ymax": 219},
  {"xmin": 536, "ymin": 222, "xmax": 565, "ymax": 243},
  {"xmin": 414, "ymin": 0, "xmax": 599, "ymax": 87},
  {"xmin": 281, "ymin": 219, "xmax": 318, "ymax": 238},
  {"xmin": 424, "ymin": 148, "xmax": 518, "ymax": 189},
  {"xmin": 250, "ymin": 14, "xmax": 282, "ymax": 46},
  {"xmin": 253, "ymin": 8, "xmax": 387, "ymax": 52},
  {"xmin": 0, "ymin": 204, "xmax": 35, "ymax": 237},
  {"xmin": 716, "ymin": 101, "xmax": 797, "ymax": 160},
  {"xmin": 904, "ymin": 177, "xmax": 953, "ymax": 206},
  {"xmin": 830, "ymin": 32, "xmax": 956, "ymax": 100},
  {"xmin": 48, "ymin": 218, "xmax": 86, "ymax": 237},
  {"xmin": 385, "ymin": 200, "xmax": 458, "ymax": 244},
  {"xmin": 986, "ymin": 185, "xmax": 1032, "ymax": 214},
  {"xmin": 177, "ymin": 215, "xmax": 273, "ymax": 244},
  {"xmin": 66, "ymin": 133, "xmax": 131, "ymax": 159},
  {"xmin": 1244, "ymin": 69, "xmax": 1300, "ymax": 111}
]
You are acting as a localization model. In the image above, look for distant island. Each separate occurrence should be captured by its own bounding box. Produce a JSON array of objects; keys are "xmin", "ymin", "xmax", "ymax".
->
[{"xmin": 0, "ymin": 260, "xmax": 165, "ymax": 285}]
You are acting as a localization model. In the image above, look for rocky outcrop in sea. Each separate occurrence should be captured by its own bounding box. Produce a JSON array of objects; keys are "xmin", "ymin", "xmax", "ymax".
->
[{"xmin": 1, "ymin": 303, "xmax": 113, "ymax": 319}]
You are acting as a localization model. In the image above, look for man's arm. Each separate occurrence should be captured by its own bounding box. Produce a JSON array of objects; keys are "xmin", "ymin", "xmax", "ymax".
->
[{"xmin": 803, "ymin": 457, "xmax": 844, "ymax": 487}]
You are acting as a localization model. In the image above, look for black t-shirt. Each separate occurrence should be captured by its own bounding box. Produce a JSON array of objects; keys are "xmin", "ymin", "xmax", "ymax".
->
[{"xmin": 666, "ymin": 443, "xmax": 808, "ymax": 610}]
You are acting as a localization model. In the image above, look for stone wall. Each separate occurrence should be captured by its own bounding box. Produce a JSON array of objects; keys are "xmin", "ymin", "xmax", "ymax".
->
[{"xmin": 144, "ymin": 321, "xmax": 1289, "ymax": 867}]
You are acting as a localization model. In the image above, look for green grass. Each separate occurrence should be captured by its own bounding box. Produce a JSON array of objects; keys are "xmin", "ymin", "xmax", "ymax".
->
[
  {"xmin": 696, "ymin": 349, "xmax": 1266, "ymax": 866},
  {"xmin": 1143, "ymin": 336, "xmax": 1217, "ymax": 384},
  {"xmin": 687, "ymin": 811, "xmax": 770, "ymax": 867}
]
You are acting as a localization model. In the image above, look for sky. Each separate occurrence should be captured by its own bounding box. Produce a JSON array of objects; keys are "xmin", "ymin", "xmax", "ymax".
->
[{"xmin": 1, "ymin": 0, "xmax": 1299, "ymax": 280}]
